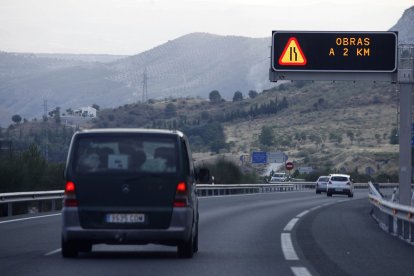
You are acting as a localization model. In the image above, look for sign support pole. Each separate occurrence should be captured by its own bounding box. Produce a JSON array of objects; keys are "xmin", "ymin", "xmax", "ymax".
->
[
  {"xmin": 398, "ymin": 45, "xmax": 414, "ymax": 206},
  {"xmin": 399, "ymin": 83, "xmax": 413, "ymax": 205}
]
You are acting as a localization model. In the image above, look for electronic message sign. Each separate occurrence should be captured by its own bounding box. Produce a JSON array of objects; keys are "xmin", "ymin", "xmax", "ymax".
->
[{"xmin": 271, "ymin": 31, "xmax": 397, "ymax": 73}]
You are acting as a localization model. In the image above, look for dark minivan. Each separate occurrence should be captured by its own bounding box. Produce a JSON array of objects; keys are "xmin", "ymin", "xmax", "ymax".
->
[{"xmin": 62, "ymin": 129, "xmax": 203, "ymax": 258}]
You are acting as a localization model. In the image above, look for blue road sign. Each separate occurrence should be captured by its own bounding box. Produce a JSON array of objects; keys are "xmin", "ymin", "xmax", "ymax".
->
[{"xmin": 252, "ymin": 151, "xmax": 267, "ymax": 164}]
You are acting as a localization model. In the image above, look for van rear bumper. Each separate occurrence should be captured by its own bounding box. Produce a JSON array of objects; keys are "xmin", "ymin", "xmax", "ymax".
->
[{"xmin": 62, "ymin": 207, "xmax": 193, "ymax": 245}]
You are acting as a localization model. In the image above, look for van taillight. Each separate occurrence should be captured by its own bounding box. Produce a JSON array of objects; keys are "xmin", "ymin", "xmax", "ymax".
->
[
  {"xmin": 64, "ymin": 181, "xmax": 78, "ymax": 207},
  {"xmin": 174, "ymin": 182, "xmax": 188, "ymax": 207}
]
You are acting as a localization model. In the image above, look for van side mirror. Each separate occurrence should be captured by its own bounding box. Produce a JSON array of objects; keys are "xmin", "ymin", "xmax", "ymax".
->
[{"xmin": 196, "ymin": 168, "xmax": 210, "ymax": 183}]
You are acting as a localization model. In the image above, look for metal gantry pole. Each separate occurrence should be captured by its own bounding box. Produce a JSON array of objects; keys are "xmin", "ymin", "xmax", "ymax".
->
[{"xmin": 398, "ymin": 45, "xmax": 414, "ymax": 206}]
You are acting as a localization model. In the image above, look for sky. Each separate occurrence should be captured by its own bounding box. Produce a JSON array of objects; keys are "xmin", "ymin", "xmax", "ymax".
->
[{"xmin": 0, "ymin": 0, "xmax": 412, "ymax": 55}]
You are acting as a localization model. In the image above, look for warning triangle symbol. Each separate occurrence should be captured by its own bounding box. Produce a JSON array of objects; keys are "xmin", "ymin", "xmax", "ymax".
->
[{"xmin": 279, "ymin": 37, "xmax": 307, "ymax": 66}]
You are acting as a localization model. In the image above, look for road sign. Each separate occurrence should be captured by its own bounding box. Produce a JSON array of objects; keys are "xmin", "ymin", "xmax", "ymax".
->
[
  {"xmin": 279, "ymin": 37, "xmax": 307, "ymax": 66},
  {"xmin": 252, "ymin": 151, "xmax": 267, "ymax": 164},
  {"xmin": 285, "ymin": 162, "xmax": 294, "ymax": 171},
  {"xmin": 271, "ymin": 31, "xmax": 397, "ymax": 73},
  {"xmin": 268, "ymin": 151, "xmax": 286, "ymax": 163}
]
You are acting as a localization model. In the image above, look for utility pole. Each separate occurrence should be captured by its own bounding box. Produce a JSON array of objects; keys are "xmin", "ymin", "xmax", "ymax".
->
[
  {"xmin": 142, "ymin": 67, "xmax": 148, "ymax": 103},
  {"xmin": 42, "ymin": 99, "xmax": 49, "ymax": 161}
]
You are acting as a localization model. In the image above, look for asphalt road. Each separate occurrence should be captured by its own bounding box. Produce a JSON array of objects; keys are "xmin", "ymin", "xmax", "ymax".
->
[{"xmin": 0, "ymin": 190, "xmax": 413, "ymax": 276}]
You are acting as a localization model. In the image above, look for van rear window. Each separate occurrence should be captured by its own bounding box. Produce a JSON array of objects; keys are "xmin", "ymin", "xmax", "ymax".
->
[
  {"xmin": 331, "ymin": 176, "xmax": 348, "ymax": 181},
  {"xmin": 73, "ymin": 135, "xmax": 178, "ymax": 174}
]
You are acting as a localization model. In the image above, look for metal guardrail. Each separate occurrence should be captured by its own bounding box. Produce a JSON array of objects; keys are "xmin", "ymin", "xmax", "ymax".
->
[
  {"xmin": 0, "ymin": 182, "xmax": 400, "ymax": 218},
  {"xmin": 0, "ymin": 190, "xmax": 64, "ymax": 217},
  {"xmin": 368, "ymin": 181, "xmax": 414, "ymax": 244},
  {"xmin": 196, "ymin": 182, "xmax": 313, "ymax": 196}
]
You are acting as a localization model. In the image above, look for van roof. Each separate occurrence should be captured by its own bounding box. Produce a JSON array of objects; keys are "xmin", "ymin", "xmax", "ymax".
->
[
  {"xmin": 329, "ymin": 174, "xmax": 350, "ymax": 178},
  {"xmin": 76, "ymin": 128, "xmax": 185, "ymax": 137}
]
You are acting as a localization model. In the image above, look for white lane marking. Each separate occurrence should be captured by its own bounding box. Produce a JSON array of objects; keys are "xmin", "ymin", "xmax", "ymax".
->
[
  {"xmin": 281, "ymin": 233, "xmax": 299, "ymax": 260},
  {"xmin": 45, "ymin": 248, "xmax": 61, "ymax": 256},
  {"xmin": 0, "ymin": 213, "xmax": 60, "ymax": 224},
  {"xmin": 309, "ymin": 205, "xmax": 321, "ymax": 211},
  {"xmin": 291, "ymin": 267, "xmax": 312, "ymax": 276},
  {"xmin": 296, "ymin": 210, "xmax": 309, "ymax": 218},
  {"xmin": 284, "ymin": 217, "xmax": 299, "ymax": 232}
]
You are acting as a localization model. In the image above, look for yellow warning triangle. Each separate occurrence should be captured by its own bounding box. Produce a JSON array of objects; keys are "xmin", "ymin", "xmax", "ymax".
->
[{"xmin": 278, "ymin": 37, "xmax": 307, "ymax": 66}]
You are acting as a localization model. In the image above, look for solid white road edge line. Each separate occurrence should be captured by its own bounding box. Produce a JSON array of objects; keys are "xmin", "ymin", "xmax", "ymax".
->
[
  {"xmin": 281, "ymin": 233, "xmax": 299, "ymax": 261},
  {"xmin": 0, "ymin": 213, "xmax": 61, "ymax": 224},
  {"xmin": 45, "ymin": 248, "xmax": 61, "ymax": 256},
  {"xmin": 291, "ymin": 267, "xmax": 312, "ymax": 276},
  {"xmin": 284, "ymin": 217, "xmax": 299, "ymax": 232},
  {"xmin": 296, "ymin": 210, "xmax": 309, "ymax": 218}
]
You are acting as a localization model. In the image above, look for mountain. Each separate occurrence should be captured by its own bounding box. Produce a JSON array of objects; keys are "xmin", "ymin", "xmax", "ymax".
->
[
  {"xmin": 390, "ymin": 6, "xmax": 414, "ymax": 43},
  {"xmin": 109, "ymin": 33, "xmax": 271, "ymax": 100},
  {"xmin": 0, "ymin": 33, "xmax": 271, "ymax": 127}
]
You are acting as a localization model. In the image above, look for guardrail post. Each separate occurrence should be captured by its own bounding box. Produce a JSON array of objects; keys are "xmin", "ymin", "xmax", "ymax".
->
[
  {"xmin": 411, "ymin": 223, "xmax": 414, "ymax": 242},
  {"xmin": 388, "ymin": 215, "xmax": 394, "ymax": 233},
  {"xmin": 397, "ymin": 219, "xmax": 403, "ymax": 237},
  {"xmin": 403, "ymin": 221, "xmax": 410, "ymax": 239},
  {"xmin": 7, "ymin": 203, "xmax": 12, "ymax": 216}
]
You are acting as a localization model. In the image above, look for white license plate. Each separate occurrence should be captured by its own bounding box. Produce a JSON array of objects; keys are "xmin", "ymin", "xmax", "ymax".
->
[
  {"xmin": 106, "ymin": 213, "xmax": 145, "ymax": 223},
  {"xmin": 335, "ymin": 188, "xmax": 343, "ymax": 192}
]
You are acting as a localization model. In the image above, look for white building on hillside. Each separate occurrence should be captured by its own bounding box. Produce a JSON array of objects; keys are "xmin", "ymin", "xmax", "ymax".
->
[{"xmin": 73, "ymin": 106, "xmax": 97, "ymax": 117}]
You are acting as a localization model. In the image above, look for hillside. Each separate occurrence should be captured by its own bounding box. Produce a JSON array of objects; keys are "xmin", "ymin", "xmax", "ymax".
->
[
  {"xmin": 390, "ymin": 6, "xmax": 414, "ymax": 43},
  {"xmin": 1, "ymin": 77, "xmax": 400, "ymax": 178},
  {"xmin": 84, "ymin": 79, "xmax": 399, "ymax": 177}
]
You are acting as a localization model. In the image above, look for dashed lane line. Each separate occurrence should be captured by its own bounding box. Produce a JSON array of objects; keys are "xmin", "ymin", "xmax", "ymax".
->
[
  {"xmin": 45, "ymin": 248, "xmax": 61, "ymax": 256},
  {"xmin": 281, "ymin": 199, "xmax": 349, "ymax": 276},
  {"xmin": 0, "ymin": 213, "xmax": 60, "ymax": 224}
]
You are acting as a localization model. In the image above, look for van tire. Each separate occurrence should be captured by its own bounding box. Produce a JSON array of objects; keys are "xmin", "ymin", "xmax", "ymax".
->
[
  {"xmin": 61, "ymin": 236, "xmax": 79, "ymax": 258},
  {"xmin": 178, "ymin": 226, "xmax": 195, "ymax": 258}
]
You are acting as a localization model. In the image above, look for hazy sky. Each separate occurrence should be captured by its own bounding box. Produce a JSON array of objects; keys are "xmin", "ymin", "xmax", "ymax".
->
[{"xmin": 0, "ymin": 0, "xmax": 412, "ymax": 55}]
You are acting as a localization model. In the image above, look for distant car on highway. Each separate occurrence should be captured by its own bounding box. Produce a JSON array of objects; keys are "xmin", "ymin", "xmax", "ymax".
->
[
  {"xmin": 315, "ymin": 176, "xmax": 329, "ymax": 194},
  {"xmin": 269, "ymin": 172, "xmax": 287, "ymax": 183},
  {"xmin": 61, "ymin": 128, "xmax": 209, "ymax": 258},
  {"xmin": 327, "ymin": 174, "xmax": 354, "ymax": 197}
]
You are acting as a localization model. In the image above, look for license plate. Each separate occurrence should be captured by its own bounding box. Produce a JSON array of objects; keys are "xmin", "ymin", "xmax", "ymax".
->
[
  {"xmin": 106, "ymin": 213, "xmax": 145, "ymax": 223},
  {"xmin": 335, "ymin": 188, "xmax": 343, "ymax": 192}
]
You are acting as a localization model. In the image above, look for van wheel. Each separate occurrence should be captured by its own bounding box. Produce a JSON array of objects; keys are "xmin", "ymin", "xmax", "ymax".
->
[
  {"xmin": 61, "ymin": 236, "xmax": 79, "ymax": 258},
  {"xmin": 178, "ymin": 230, "xmax": 195, "ymax": 258},
  {"xmin": 327, "ymin": 192, "xmax": 332, "ymax": 197}
]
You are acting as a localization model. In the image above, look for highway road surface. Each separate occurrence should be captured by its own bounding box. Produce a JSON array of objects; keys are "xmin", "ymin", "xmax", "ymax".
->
[{"xmin": 1, "ymin": 190, "xmax": 414, "ymax": 276}]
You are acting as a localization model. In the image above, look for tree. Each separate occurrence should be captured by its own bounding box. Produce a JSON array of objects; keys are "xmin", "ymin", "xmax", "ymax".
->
[
  {"xmin": 209, "ymin": 90, "xmax": 223, "ymax": 103},
  {"xmin": 346, "ymin": 130, "xmax": 355, "ymax": 144},
  {"xmin": 92, "ymin": 104, "xmax": 100, "ymax": 111},
  {"xmin": 48, "ymin": 107, "xmax": 61, "ymax": 123},
  {"xmin": 232, "ymin": 91, "xmax": 243, "ymax": 102},
  {"xmin": 11, "ymin": 114, "xmax": 22, "ymax": 124},
  {"xmin": 248, "ymin": 90, "xmax": 258, "ymax": 99},
  {"xmin": 389, "ymin": 128, "xmax": 398, "ymax": 144},
  {"xmin": 164, "ymin": 103, "xmax": 177, "ymax": 117},
  {"xmin": 66, "ymin": 108, "xmax": 74, "ymax": 115},
  {"xmin": 259, "ymin": 126, "xmax": 274, "ymax": 146}
]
